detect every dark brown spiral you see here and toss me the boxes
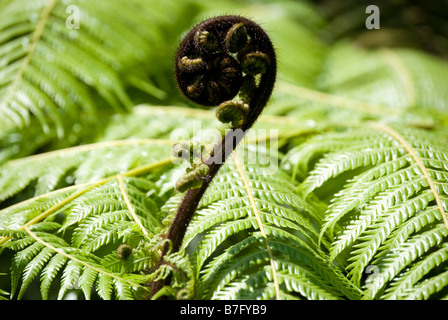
[175,15,275,111]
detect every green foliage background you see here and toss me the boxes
[0,0,447,300]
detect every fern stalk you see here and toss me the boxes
[149,15,277,299]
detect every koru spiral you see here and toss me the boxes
[175,15,276,129]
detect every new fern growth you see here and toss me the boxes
[150,15,277,299]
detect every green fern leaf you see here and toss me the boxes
[178,148,361,300]
[40,254,67,300]
[399,269,448,300]
[58,260,83,299]
[364,225,448,299]
[0,0,190,136]
[95,273,114,300]
[10,241,45,298]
